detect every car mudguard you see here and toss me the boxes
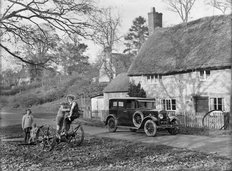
[105,114,118,125]
[169,116,179,122]
[139,115,158,129]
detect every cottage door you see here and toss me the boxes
[194,96,209,113]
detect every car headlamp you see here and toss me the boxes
[158,114,164,119]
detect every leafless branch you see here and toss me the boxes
[206,0,231,14]
[1,0,95,64]
[89,7,121,81]
[165,0,197,23]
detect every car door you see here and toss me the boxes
[124,100,136,126]
[117,100,128,126]
[109,100,118,118]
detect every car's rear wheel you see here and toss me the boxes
[167,120,180,135]
[133,112,144,128]
[144,120,157,137]
[108,117,117,132]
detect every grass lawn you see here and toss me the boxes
[1,124,231,171]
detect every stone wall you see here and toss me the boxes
[130,69,231,113]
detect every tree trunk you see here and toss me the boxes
[230,63,232,129]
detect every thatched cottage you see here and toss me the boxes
[128,8,231,114]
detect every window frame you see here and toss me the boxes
[209,97,224,111]
[146,75,153,84]
[146,74,160,84]
[118,101,124,108]
[162,99,176,111]
[110,100,118,109]
[199,70,210,81]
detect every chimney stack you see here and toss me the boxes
[148,7,162,35]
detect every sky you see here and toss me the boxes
[85,0,224,62]
[1,0,227,70]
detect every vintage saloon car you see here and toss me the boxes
[105,97,179,137]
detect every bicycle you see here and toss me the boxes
[46,122,84,151]
[31,125,55,150]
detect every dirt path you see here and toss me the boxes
[1,112,231,158]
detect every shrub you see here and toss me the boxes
[128,82,146,97]
[20,94,41,107]
[39,88,65,104]
[0,97,8,108]
[0,85,11,90]
[12,93,40,108]
[0,82,42,96]
[13,103,20,108]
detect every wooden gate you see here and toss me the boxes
[176,111,227,129]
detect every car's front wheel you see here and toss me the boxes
[167,120,180,135]
[108,117,117,132]
[144,120,157,137]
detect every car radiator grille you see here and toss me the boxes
[160,121,169,124]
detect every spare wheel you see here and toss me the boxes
[133,111,144,128]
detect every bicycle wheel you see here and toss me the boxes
[68,125,84,147]
[38,126,54,151]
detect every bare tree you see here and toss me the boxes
[164,0,197,23]
[206,0,231,14]
[90,8,121,81]
[23,23,60,81]
[0,0,95,66]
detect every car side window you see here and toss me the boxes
[110,100,118,109]
[113,101,117,107]
[126,100,136,109]
[118,101,124,108]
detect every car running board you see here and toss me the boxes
[117,126,139,129]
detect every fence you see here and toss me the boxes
[78,95,91,119]
[176,111,227,129]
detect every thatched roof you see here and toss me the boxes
[103,73,129,93]
[128,15,231,76]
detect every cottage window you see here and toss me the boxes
[199,70,210,81]
[210,98,224,111]
[147,75,154,83]
[147,74,160,83]
[162,99,176,111]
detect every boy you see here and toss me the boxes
[22,109,34,143]
[63,95,80,134]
